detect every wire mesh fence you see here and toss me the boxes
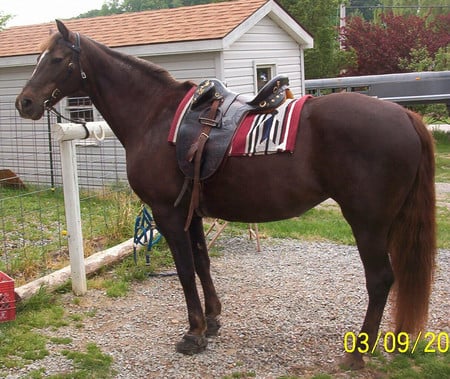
[0,98,138,286]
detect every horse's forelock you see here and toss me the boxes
[39,33,60,53]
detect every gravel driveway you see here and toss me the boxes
[7,236,449,379]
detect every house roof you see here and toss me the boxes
[0,0,313,59]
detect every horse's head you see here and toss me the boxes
[16,20,86,120]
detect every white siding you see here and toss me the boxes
[147,52,219,84]
[0,66,33,99]
[223,16,304,97]
[0,66,57,186]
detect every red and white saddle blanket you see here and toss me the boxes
[168,89,311,157]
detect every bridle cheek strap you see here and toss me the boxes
[65,32,86,79]
[72,33,87,79]
[44,32,90,138]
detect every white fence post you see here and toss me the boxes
[59,139,87,295]
[54,122,114,296]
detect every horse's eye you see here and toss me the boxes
[52,57,64,64]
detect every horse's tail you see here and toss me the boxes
[388,110,436,334]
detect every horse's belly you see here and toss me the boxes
[201,157,326,223]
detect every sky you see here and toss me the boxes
[1,0,107,27]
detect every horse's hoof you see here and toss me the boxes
[206,316,221,337]
[175,334,208,355]
[339,353,365,370]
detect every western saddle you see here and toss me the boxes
[175,75,293,229]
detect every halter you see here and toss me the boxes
[44,32,90,138]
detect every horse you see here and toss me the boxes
[16,20,436,369]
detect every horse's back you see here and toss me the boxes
[305,92,419,143]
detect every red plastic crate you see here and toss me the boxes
[0,271,15,322]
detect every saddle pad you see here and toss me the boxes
[229,95,311,156]
[168,86,197,144]
[168,89,311,157]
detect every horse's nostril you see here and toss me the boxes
[21,98,33,109]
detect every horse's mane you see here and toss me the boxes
[39,31,179,87]
[95,40,177,84]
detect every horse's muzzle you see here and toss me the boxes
[15,94,44,120]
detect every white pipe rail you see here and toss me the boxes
[52,121,114,141]
[52,121,113,295]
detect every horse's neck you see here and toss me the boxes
[82,38,188,146]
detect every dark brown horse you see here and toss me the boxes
[16,21,436,369]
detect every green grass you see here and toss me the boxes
[60,343,115,379]
[228,202,450,249]
[0,185,141,284]
[433,131,450,248]
[253,207,354,245]
[0,288,115,378]
[273,343,450,378]
[437,206,450,248]
[223,371,256,379]
[424,110,449,125]
[365,340,450,379]
[86,237,174,297]
[434,131,450,182]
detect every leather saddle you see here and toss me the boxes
[174,75,292,229]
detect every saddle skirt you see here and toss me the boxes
[168,79,311,181]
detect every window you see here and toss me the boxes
[255,64,276,92]
[65,96,99,146]
[66,96,94,122]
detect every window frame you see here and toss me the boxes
[253,63,277,93]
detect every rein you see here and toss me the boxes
[45,105,90,139]
[44,32,90,138]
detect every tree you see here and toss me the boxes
[279,0,346,79]
[341,12,450,75]
[347,0,382,21]
[0,12,12,30]
[378,0,450,17]
[77,0,124,18]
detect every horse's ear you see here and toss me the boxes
[56,20,70,41]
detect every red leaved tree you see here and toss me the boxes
[341,12,450,75]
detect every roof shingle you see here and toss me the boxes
[0,0,268,58]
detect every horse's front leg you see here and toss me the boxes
[189,216,222,337]
[154,210,208,355]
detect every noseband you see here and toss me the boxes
[44,32,90,138]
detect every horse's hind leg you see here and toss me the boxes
[341,224,394,369]
[189,216,222,336]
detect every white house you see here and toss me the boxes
[0,0,313,187]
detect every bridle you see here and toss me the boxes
[44,32,90,137]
